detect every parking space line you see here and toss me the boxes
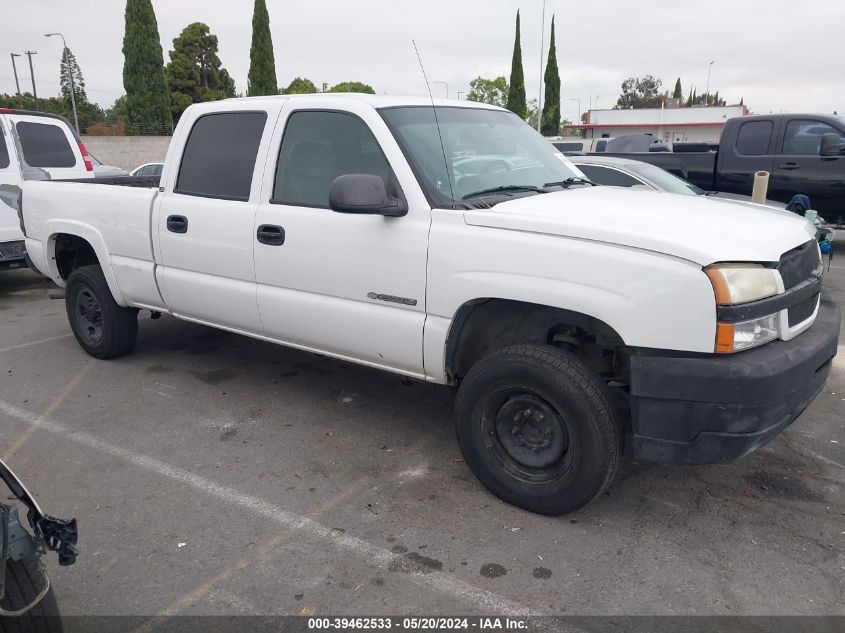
[2,362,92,461]
[0,333,73,354]
[0,398,535,616]
[135,475,373,627]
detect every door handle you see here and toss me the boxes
[166,215,188,233]
[256,224,285,246]
[778,163,801,170]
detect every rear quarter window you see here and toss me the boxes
[734,120,773,156]
[175,111,267,201]
[15,121,76,167]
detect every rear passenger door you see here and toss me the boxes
[716,119,776,195]
[770,118,845,214]
[252,102,431,376]
[6,113,86,180]
[154,106,281,333]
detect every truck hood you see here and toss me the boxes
[463,187,816,265]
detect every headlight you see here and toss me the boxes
[716,314,779,353]
[704,263,779,305]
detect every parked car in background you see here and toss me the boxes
[570,155,783,207]
[599,114,845,226]
[20,95,840,514]
[130,162,163,177]
[0,109,94,271]
[549,137,612,153]
[90,153,129,177]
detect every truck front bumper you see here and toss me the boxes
[629,291,840,464]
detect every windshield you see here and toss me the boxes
[624,162,705,195]
[380,106,583,206]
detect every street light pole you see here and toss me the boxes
[9,54,21,95]
[45,33,78,133]
[24,51,37,99]
[457,91,464,100]
[569,97,581,123]
[705,60,714,105]
[432,81,449,99]
[537,0,546,133]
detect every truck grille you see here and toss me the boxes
[777,240,820,290]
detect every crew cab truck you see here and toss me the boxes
[19,95,841,514]
[0,109,94,271]
[602,113,845,226]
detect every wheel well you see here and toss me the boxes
[54,234,99,280]
[446,299,628,384]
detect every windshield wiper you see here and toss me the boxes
[543,177,595,188]
[461,185,549,200]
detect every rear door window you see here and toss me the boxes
[553,142,584,152]
[175,111,268,201]
[0,123,10,169]
[735,120,773,156]
[15,121,76,167]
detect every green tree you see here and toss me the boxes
[466,76,509,108]
[123,0,172,134]
[540,15,560,136]
[328,81,375,94]
[165,22,236,122]
[281,77,318,94]
[506,10,527,118]
[59,47,87,105]
[614,75,663,109]
[248,0,277,96]
[672,77,682,99]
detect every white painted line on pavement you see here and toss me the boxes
[0,398,535,617]
[0,333,72,354]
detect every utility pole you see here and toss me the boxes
[433,81,449,99]
[10,54,21,95]
[705,60,714,105]
[24,51,37,99]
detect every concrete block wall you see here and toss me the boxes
[82,136,171,172]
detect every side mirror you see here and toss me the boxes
[819,132,843,157]
[329,174,407,217]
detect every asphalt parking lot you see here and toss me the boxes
[0,248,843,618]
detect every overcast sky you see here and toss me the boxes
[2,0,843,121]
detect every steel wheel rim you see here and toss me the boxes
[480,387,574,484]
[74,286,104,344]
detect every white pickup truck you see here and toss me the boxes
[20,95,840,514]
[0,109,94,271]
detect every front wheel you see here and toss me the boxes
[0,557,63,631]
[65,265,137,359]
[454,344,622,515]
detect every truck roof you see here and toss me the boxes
[221,93,504,111]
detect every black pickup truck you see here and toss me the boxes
[599,114,845,226]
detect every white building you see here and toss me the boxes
[565,104,749,144]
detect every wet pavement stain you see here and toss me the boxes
[191,369,238,385]
[744,471,826,503]
[479,563,507,579]
[532,567,552,579]
[145,364,174,374]
[389,552,443,574]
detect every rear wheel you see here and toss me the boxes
[0,557,62,632]
[65,265,137,359]
[454,344,622,515]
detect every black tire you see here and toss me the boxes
[454,344,622,515]
[0,557,63,632]
[65,265,137,359]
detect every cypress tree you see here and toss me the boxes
[506,10,527,119]
[540,16,560,136]
[248,0,278,96]
[672,77,682,99]
[122,0,172,135]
